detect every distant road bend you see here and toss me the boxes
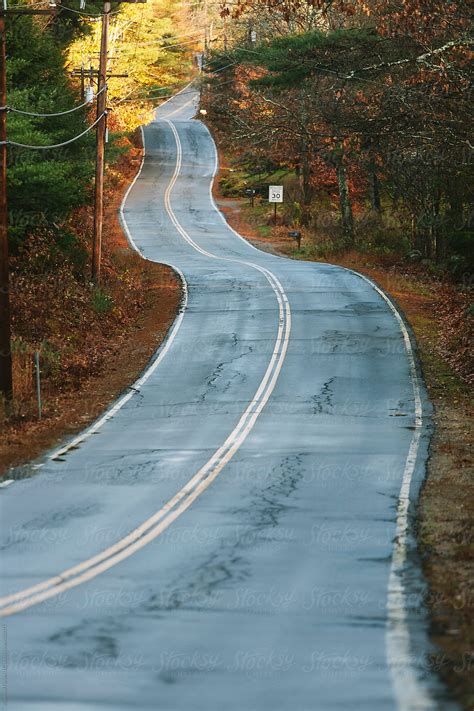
[0,87,459,710]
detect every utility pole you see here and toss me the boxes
[203,0,208,54]
[0,13,12,409]
[0,2,56,410]
[90,0,144,285]
[79,63,85,100]
[91,0,110,286]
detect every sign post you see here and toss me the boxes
[268,185,283,224]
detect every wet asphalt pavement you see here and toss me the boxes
[0,89,459,710]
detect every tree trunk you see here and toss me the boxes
[369,167,381,213]
[336,159,354,243]
[432,188,441,262]
[301,146,311,219]
[445,178,465,259]
[299,92,312,223]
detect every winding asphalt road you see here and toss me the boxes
[0,88,459,710]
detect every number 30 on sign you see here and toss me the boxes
[268,185,283,203]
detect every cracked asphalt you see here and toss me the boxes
[0,89,459,710]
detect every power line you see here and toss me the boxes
[135,36,203,49]
[183,0,239,6]
[2,84,107,117]
[113,76,193,105]
[98,30,203,82]
[130,1,146,63]
[4,112,105,149]
[147,29,204,42]
[117,80,236,103]
[118,87,197,102]
[113,59,233,106]
[135,30,204,46]
[59,4,121,16]
[4,2,47,8]
[205,60,236,73]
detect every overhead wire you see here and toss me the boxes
[131,1,146,62]
[116,85,197,103]
[3,65,221,148]
[105,22,203,106]
[134,36,203,50]
[135,30,204,47]
[112,75,194,105]
[3,3,216,147]
[113,57,233,106]
[2,84,107,117]
[4,112,105,149]
[209,61,237,73]
[145,29,205,42]
[4,1,47,8]
[59,4,122,17]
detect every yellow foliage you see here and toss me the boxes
[68,0,200,130]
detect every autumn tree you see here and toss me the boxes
[68,0,196,131]
[204,0,473,263]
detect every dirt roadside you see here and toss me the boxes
[213,185,473,709]
[0,137,182,476]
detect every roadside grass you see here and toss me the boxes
[257,225,272,238]
[219,166,292,198]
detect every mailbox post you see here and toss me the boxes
[288,230,302,249]
[245,188,256,207]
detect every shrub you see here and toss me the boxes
[91,288,114,314]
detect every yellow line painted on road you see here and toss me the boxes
[0,112,292,617]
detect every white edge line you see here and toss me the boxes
[203,122,262,255]
[349,269,432,710]
[152,80,196,115]
[161,97,195,119]
[203,113,431,710]
[41,127,189,464]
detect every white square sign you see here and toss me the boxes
[268,185,283,203]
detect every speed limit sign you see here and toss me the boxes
[268,185,283,203]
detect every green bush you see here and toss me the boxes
[91,288,114,314]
